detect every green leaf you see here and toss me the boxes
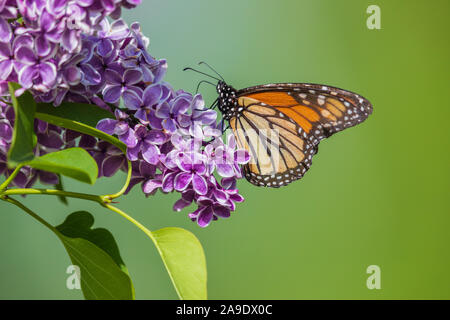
[36,102,126,152]
[55,211,134,300]
[7,83,36,166]
[27,148,98,184]
[153,227,207,300]
[104,206,207,300]
[36,102,114,128]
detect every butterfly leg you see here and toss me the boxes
[221,123,230,134]
[193,98,218,113]
[209,98,218,110]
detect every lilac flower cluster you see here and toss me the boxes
[0,1,251,227]
[0,0,141,97]
[91,22,251,226]
[0,0,142,191]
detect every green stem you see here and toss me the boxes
[0,164,24,192]
[2,197,56,232]
[104,160,132,200]
[2,188,109,205]
[104,203,182,300]
[104,204,156,242]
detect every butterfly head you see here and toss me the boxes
[216,80,239,120]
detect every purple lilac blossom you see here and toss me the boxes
[0,0,141,96]
[0,2,250,227]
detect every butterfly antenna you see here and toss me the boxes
[198,61,225,81]
[195,80,216,94]
[183,67,221,81]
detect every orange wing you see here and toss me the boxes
[230,84,372,187]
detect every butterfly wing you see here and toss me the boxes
[229,83,372,187]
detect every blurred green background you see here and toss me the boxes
[0,0,449,299]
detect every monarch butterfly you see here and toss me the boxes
[185,63,373,188]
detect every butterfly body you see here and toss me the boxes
[214,80,373,188]
[216,80,240,120]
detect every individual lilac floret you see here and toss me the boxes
[205,134,250,178]
[185,177,245,227]
[177,93,217,130]
[155,93,192,132]
[124,160,162,196]
[123,83,171,125]
[174,153,208,196]
[126,124,168,165]
[0,1,16,43]
[90,141,127,178]
[102,68,143,104]
[16,44,57,92]
[189,197,230,228]
[0,40,20,80]
[97,109,138,148]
